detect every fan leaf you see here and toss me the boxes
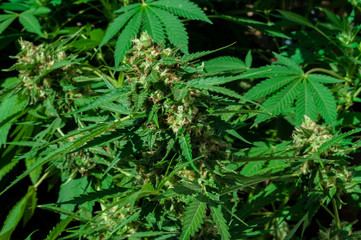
[295,80,318,125]
[308,79,337,124]
[18,11,44,37]
[180,195,207,240]
[150,0,212,24]
[114,9,143,66]
[150,7,188,53]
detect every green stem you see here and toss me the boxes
[34,167,53,189]
[320,203,336,219]
[305,68,344,80]
[81,66,116,85]
[332,198,341,230]
[353,86,361,99]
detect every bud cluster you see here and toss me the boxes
[124,32,201,134]
[292,115,333,155]
[13,39,78,103]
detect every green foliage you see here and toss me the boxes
[180,195,207,239]
[2,0,361,239]
[243,53,342,125]
[0,2,49,37]
[99,0,212,66]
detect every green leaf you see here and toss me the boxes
[319,128,361,153]
[18,11,44,37]
[321,8,343,31]
[179,133,198,172]
[143,6,166,42]
[0,161,19,182]
[173,85,188,102]
[254,80,301,125]
[238,65,296,79]
[114,3,141,13]
[0,187,36,240]
[103,141,134,175]
[210,205,231,240]
[284,213,308,240]
[22,188,37,226]
[244,76,297,100]
[70,90,129,114]
[180,195,207,240]
[241,161,266,177]
[150,0,212,24]
[307,73,343,84]
[27,7,51,15]
[57,177,90,219]
[274,52,303,73]
[188,75,241,87]
[0,92,27,148]
[114,9,143,66]
[295,81,318,125]
[245,50,252,68]
[204,56,248,73]
[150,7,188,53]
[179,42,236,62]
[44,209,80,240]
[0,120,125,196]
[278,10,314,28]
[50,60,77,70]
[0,14,17,35]
[196,85,254,103]
[308,79,337,124]
[99,8,138,49]
[56,187,127,205]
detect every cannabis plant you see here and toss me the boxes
[2,0,361,239]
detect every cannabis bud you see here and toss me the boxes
[292,115,333,154]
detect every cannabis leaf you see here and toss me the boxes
[0,5,49,37]
[99,0,212,66]
[179,133,198,172]
[180,195,207,240]
[210,205,231,240]
[242,53,342,125]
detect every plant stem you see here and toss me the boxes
[34,168,53,189]
[305,68,344,80]
[320,203,336,219]
[81,66,116,85]
[332,198,341,230]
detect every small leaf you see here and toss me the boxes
[295,81,317,125]
[274,52,303,73]
[150,7,188,53]
[150,0,212,24]
[19,11,45,37]
[0,14,17,35]
[241,161,266,177]
[99,8,138,49]
[114,3,141,13]
[278,10,314,28]
[173,86,188,102]
[245,50,252,68]
[307,74,343,84]
[143,6,166,42]
[180,195,207,240]
[0,121,124,196]
[244,75,297,100]
[114,9,143,66]
[204,56,248,73]
[210,205,231,240]
[179,133,198,172]
[44,210,80,240]
[254,80,301,125]
[0,187,36,240]
[308,80,337,124]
